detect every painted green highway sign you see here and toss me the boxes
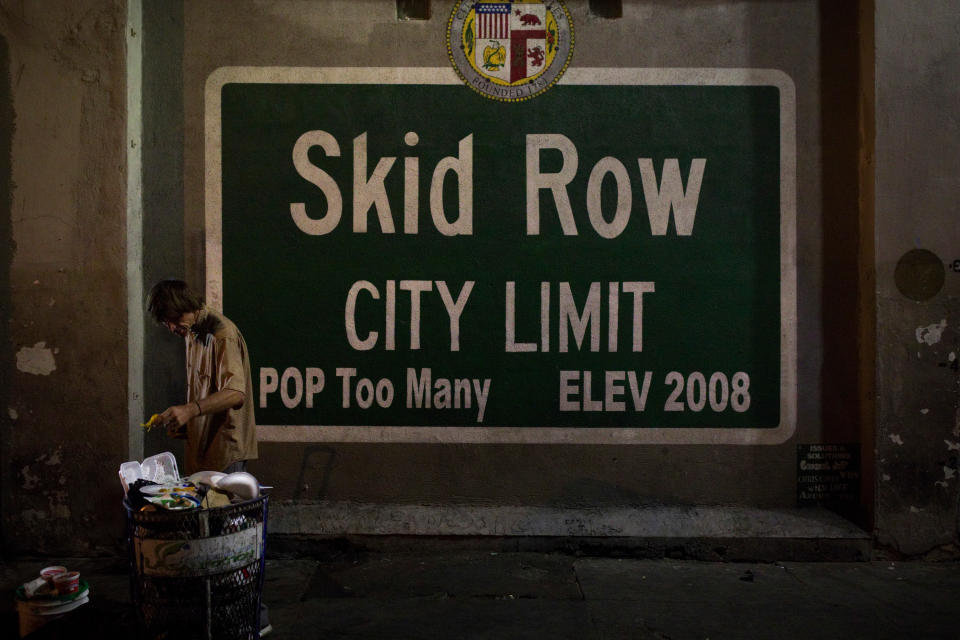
[205,67,796,444]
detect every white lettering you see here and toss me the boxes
[407,367,431,409]
[430,134,474,236]
[526,134,578,235]
[472,378,491,423]
[259,368,278,408]
[560,370,652,412]
[587,157,632,239]
[506,281,654,353]
[404,131,419,233]
[280,367,303,409]
[621,281,655,352]
[405,368,490,422]
[305,367,324,408]
[353,132,396,233]
[559,370,579,411]
[638,158,706,236]
[435,280,474,352]
[336,367,356,408]
[505,281,536,352]
[559,282,600,352]
[290,130,343,235]
[399,280,432,350]
[345,281,379,350]
[605,370,626,412]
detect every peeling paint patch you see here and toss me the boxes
[889,433,904,445]
[35,448,63,466]
[46,490,70,519]
[910,506,923,513]
[935,466,957,488]
[16,342,57,375]
[20,465,40,490]
[8,407,17,420]
[915,319,947,345]
[921,408,930,415]
[882,473,891,481]
[946,441,960,452]
[46,447,62,465]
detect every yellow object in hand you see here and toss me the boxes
[141,414,161,431]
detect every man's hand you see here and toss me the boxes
[159,403,199,438]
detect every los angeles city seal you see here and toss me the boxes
[447,1,574,102]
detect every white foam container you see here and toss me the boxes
[118,452,179,493]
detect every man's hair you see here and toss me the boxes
[147,280,204,323]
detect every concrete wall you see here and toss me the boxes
[874,0,960,556]
[0,0,127,554]
[178,0,845,533]
[0,0,957,556]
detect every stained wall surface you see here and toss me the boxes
[0,0,956,556]
[0,0,128,553]
[874,0,960,556]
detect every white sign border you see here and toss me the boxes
[205,66,797,445]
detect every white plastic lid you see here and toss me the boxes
[118,461,143,493]
[119,451,181,494]
[141,452,179,484]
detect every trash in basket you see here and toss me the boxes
[122,452,269,638]
[121,453,268,511]
[126,490,268,639]
[119,451,180,493]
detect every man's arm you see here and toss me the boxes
[196,388,245,416]
[160,389,245,434]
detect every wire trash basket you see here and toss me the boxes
[125,494,268,640]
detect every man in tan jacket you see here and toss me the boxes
[147,279,271,636]
[148,279,258,475]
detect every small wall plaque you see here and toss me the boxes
[797,443,860,505]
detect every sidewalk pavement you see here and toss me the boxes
[2,547,959,639]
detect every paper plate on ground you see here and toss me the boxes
[15,580,89,604]
[21,594,90,616]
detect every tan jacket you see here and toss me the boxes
[183,306,258,474]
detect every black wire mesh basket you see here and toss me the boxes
[125,494,268,640]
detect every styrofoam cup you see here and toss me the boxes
[53,571,80,595]
[40,566,66,586]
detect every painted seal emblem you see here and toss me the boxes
[447,1,574,102]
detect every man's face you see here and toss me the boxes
[162,311,197,338]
